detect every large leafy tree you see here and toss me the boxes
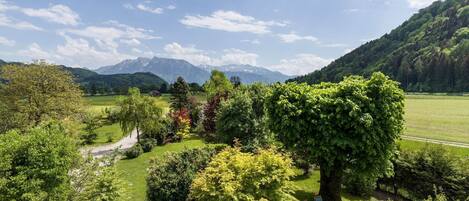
[0,64,83,129]
[117,87,163,142]
[0,124,79,201]
[170,76,190,111]
[267,72,405,201]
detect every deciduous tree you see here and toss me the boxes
[267,72,405,201]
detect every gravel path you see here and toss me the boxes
[402,135,469,148]
[80,130,138,157]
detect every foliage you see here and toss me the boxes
[267,72,405,201]
[170,76,191,111]
[188,82,204,92]
[202,94,227,135]
[230,76,241,88]
[203,70,233,98]
[81,113,103,144]
[124,143,144,159]
[141,117,172,145]
[140,138,157,152]
[378,145,469,200]
[117,87,164,142]
[0,124,79,201]
[0,64,83,129]
[189,147,297,201]
[215,90,273,149]
[79,72,167,95]
[146,146,225,201]
[187,96,202,128]
[69,156,124,201]
[343,171,378,197]
[171,108,191,140]
[290,0,469,92]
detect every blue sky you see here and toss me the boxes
[0,0,437,75]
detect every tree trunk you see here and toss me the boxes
[319,162,343,201]
[136,126,140,143]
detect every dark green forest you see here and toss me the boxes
[290,0,469,92]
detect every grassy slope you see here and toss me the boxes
[404,95,469,143]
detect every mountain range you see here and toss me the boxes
[96,57,291,84]
[290,0,469,92]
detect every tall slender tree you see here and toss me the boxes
[117,87,163,142]
[170,76,190,111]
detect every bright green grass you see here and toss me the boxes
[399,139,469,158]
[116,137,207,201]
[404,95,469,144]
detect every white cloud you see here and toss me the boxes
[167,5,176,10]
[220,49,258,66]
[278,32,318,43]
[241,39,260,44]
[0,14,43,31]
[61,21,158,50]
[18,43,62,62]
[21,4,80,26]
[0,36,15,46]
[55,36,134,68]
[121,38,141,46]
[136,4,163,14]
[271,53,332,76]
[180,10,287,34]
[407,0,437,9]
[164,42,213,65]
[164,42,258,66]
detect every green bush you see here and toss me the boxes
[215,88,273,150]
[0,124,79,201]
[188,147,297,201]
[140,138,156,153]
[146,146,225,201]
[124,143,143,159]
[378,145,469,200]
[343,170,378,197]
[69,156,124,201]
[141,117,171,145]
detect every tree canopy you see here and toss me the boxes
[267,72,405,201]
[117,87,163,142]
[0,64,83,130]
[203,70,233,98]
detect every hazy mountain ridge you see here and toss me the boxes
[200,64,292,83]
[96,57,210,84]
[96,57,291,84]
[289,0,469,92]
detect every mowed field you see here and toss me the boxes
[404,94,469,144]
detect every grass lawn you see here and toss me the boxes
[399,139,469,158]
[116,136,207,201]
[404,95,469,143]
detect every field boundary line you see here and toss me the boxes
[402,135,469,148]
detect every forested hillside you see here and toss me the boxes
[0,62,168,95]
[290,0,469,92]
